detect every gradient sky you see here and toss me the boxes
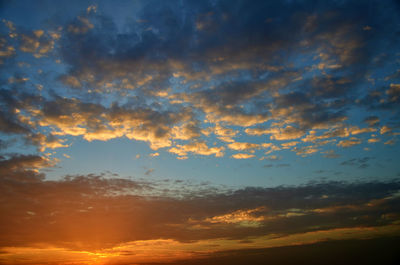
[1,0,400,264]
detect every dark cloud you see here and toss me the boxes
[133,237,400,265]
[0,89,33,135]
[360,84,400,114]
[322,150,340,158]
[0,110,30,134]
[55,0,391,113]
[0,153,51,175]
[364,115,380,127]
[1,163,399,250]
[340,157,374,168]
[263,162,291,168]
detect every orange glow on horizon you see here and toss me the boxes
[1,224,399,265]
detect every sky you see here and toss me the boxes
[0,0,400,264]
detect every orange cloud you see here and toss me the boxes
[204,207,267,227]
[227,142,259,151]
[0,154,55,175]
[231,153,255,159]
[337,137,361,148]
[68,16,94,34]
[169,141,224,158]
[28,133,69,152]
[245,125,305,140]
[19,29,55,58]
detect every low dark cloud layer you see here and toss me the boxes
[133,237,400,265]
[1,159,400,251]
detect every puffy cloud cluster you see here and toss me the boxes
[169,141,224,159]
[0,0,399,161]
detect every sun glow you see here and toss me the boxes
[1,224,399,264]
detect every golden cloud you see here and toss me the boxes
[169,141,224,158]
[231,153,255,159]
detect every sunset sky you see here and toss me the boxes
[1,0,400,264]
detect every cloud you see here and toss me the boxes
[59,75,81,88]
[231,153,255,159]
[300,126,377,145]
[0,37,15,60]
[205,124,238,138]
[122,236,400,265]
[0,154,55,182]
[27,96,196,150]
[0,0,398,161]
[27,133,69,152]
[227,142,259,151]
[368,138,380,143]
[292,146,319,157]
[86,5,97,14]
[322,150,340,159]
[171,121,202,140]
[340,157,374,168]
[1,1,400,263]
[337,137,362,148]
[386,84,400,102]
[0,110,30,135]
[246,126,305,140]
[380,126,392,135]
[19,29,55,58]
[260,155,281,161]
[364,116,380,127]
[204,207,267,227]
[169,141,224,158]
[67,16,94,35]
[384,139,396,145]
[1,168,399,252]
[281,141,299,149]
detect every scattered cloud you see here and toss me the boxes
[340,157,374,169]
[231,153,255,159]
[322,150,340,158]
[337,137,362,148]
[169,141,224,158]
[260,155,281,161]
[227,142,259,151]
[245,126,305,140]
